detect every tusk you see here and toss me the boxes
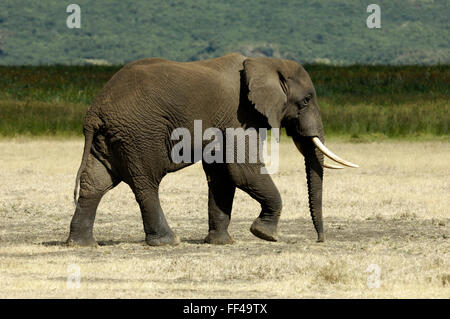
[323,162,344,169]
[312,137,359,168]
[295,139,344,169]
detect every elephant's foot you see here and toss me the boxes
[250,217,278,242]
[66,234,98,247]
[204,230,234,245]
[145,231,180,246]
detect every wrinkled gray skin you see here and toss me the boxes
[67,53,326,247]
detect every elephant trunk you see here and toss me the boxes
[305,136,324,242]
[293,134,325,242]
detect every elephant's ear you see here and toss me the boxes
[243,58,288,128]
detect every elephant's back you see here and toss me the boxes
[90,55,243,128]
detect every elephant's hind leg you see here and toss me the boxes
[133,184,180,246]
[202,162,236,245]
[67,154,120,246]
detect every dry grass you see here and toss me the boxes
[0,138,449,298]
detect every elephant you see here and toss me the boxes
[67,53,358,247]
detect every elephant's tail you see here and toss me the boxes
[73,127,95,209]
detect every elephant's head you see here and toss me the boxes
[243,57,358,242]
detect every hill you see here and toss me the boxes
[0,0,449,65]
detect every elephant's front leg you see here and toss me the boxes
[228,163,282,242]
[202,162,236,244]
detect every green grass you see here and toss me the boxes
[0,65,119,105]
[0,100,88,137]
[320,96,449,137]
[0,65,448,138]
[306,64,450,98]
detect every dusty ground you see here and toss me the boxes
[0,138,448,298]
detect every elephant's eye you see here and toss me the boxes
[299,95,312,107]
